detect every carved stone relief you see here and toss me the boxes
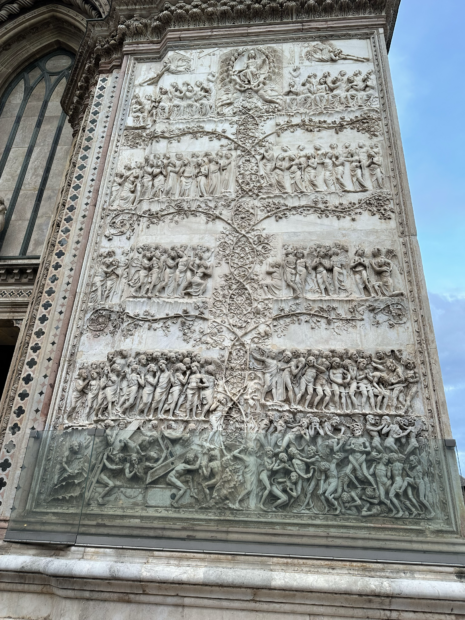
[41,39,447,529]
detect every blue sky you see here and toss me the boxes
[390,0,465,469]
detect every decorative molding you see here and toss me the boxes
[0,75,116,512]
[0,0,101,24]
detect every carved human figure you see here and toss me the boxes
[344,432,376,489]
[350,248,373,297]
[164,153,183,197]
[303,151,319,191]
[258,145,276,190]
[282,246,299,297]
[294,250,308,296]
[167,452,201,507]
[311,247,332,296]
[137,364,158,418]
[232,49,267,89]
[262,261,282,297]
[403,360,419,412]
[370,248,402,297]
[119,365,143,416]
[387,454,411,517]
[150,360,172,418]
[274,153,289,194]
[407,455,435,518]
[294,356,314,407]
[250,348,279,402]
[329,143,348,191]
[344,145,369,191]
[95,452,126,505]
[230,446,259,509]
[329,358,350,412]
[313,358,332,411]
[91,251,120,304]
[67,369,90,423]
[367,144,384,189]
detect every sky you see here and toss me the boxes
[389,0,465,470]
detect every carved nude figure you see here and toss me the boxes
[167,452,201,507]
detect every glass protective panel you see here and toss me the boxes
[5,429,94,544]
[6,427,465,564]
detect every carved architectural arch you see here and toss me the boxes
[0,5,87,97]
[0,9,83,91]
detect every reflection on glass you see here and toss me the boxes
[0,49,74,258]
[6,429,94,544]
[7,422,461,550]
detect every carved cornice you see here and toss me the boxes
[0,0,102,24]
[0,260,38,286]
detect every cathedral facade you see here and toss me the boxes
[0,1,464,618]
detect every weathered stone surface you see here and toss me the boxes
[0,5,463,618]
[8,34,457,542]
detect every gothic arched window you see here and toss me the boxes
[0,49,75,258]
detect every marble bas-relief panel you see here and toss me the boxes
[41,39,447,532]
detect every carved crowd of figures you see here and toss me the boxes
[124,243,212,298]
[56,404,433,520]
[284,68,377,113]
[262,244,402,298]
[52,38,436,525]
[110,150,235,207]
[247,348,419,415]
[67,347,419,429]
[67,350,221,425]
[131,77,215,125]
[257,142,384,195]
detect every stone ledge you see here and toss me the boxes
[0,546,464,618]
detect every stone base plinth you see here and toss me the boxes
[0,543,464,619]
